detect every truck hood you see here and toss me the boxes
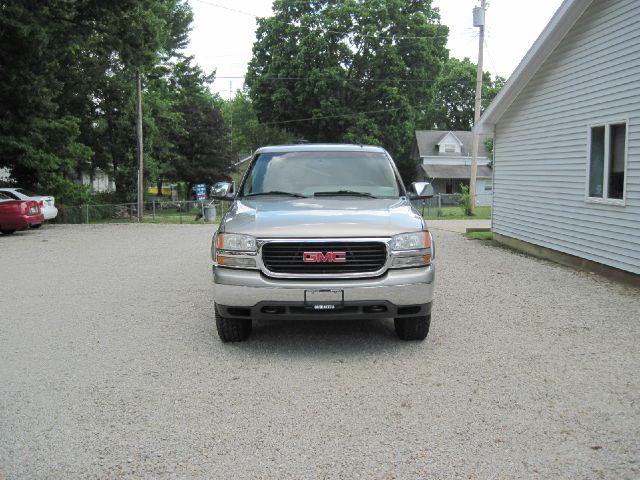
[220,197,425,238]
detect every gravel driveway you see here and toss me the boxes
[1,224,638,479]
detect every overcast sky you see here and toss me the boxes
[185,0,565,97]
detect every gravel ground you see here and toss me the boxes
[1,224,639,479]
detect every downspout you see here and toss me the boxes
[490,126,496,233]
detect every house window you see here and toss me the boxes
[588,122,626,201]
[444,144,455,153]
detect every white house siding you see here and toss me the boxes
[80,171,115,193]
[476,179,492,207]
[492,0,640,274]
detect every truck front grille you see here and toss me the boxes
[261,241,387,275]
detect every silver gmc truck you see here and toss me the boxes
[210,144,435,342]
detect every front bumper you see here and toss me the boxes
[213,265,435,316]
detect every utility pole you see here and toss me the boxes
[470,0,486,215]
[136,71,144,222]
[229,80,233,153]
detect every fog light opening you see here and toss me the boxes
[364,305,387,314]
[261,306,286,315]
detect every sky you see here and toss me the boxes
[185,0,565,97]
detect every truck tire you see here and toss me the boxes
[215,304,252,342]
[394,315,430,341]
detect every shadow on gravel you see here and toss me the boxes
[220,318,425,359]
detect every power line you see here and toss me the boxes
[483,38,500,79]
[191,0,450,42]
[215,75,487,86]
[191,0,259,18]
[260,107,404,126]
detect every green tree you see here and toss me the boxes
[220,91,294,155]
[433,57,505,130]
[246,0,449,182]
[163,59,234,191]
[0,2,93,203]
[0,0,206,204]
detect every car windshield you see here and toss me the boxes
[241,151,401,198]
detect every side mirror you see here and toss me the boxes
[410,181,434,199]
[211,181,234,200]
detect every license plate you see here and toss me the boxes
[29,206,38,214]
[304,289,344,309]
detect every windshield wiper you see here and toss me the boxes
[245,190,307,198]
[313,190,378,198]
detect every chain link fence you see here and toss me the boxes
[55,194,490,224]
[412,194,492,219]
[56,200,229,224]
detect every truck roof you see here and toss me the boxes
[254,144,388,154]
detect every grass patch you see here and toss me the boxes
[422,206,492,220]
[464,231,493,240]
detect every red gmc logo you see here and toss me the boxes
[302,251,347,263]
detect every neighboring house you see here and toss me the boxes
[0,167,11,184]
[148,182,179,199]
[412,130,493,206]
[79,168,115,193]
[475,0,639,277]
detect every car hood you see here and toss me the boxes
[220,197,425,238]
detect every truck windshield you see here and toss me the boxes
[241,151,401,198]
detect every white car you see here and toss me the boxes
[0,188,58,221]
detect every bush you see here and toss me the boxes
[459,184,473,216]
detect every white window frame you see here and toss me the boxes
[585,119,628,206]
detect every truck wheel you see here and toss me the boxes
[394,315,431,341]
[215,305,252,342]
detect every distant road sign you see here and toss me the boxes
[195,184,207,200]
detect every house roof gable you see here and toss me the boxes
[436,131,464,147]
[474,0,594,134]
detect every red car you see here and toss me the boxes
[0,192,44,234]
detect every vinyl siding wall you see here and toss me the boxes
[493,0,640,274]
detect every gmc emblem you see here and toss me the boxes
[303,251,347,263]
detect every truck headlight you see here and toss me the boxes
[213,233,258,269]
[390,232,430,251]
[216,233,257,252]
[389,231,433,268]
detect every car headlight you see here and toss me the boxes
[389,232,430,251]
[389,231,433,268]
[216,233,257,252]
